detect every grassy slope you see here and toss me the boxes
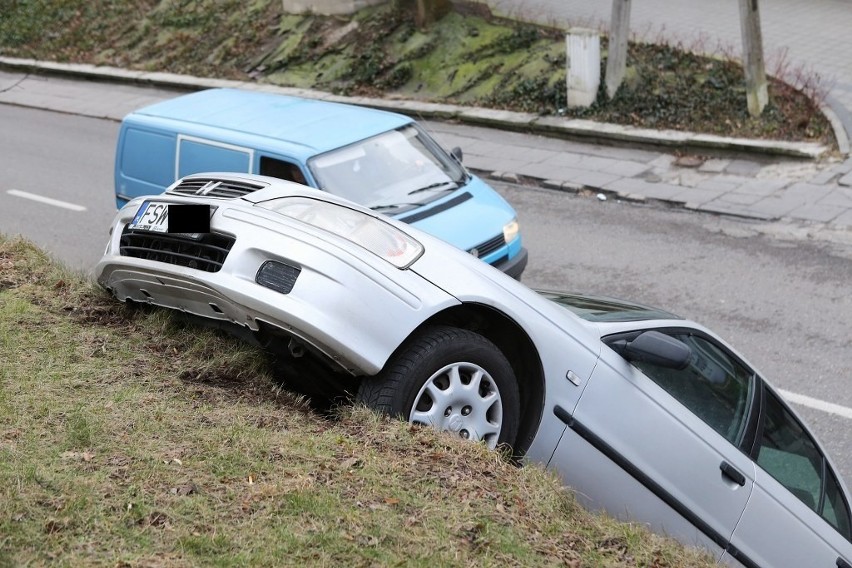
[0,0,833,144]
[0,236,718,566]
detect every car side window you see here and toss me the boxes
[823,468,852,539]
[630,332,754,446]
[756,389,852,538]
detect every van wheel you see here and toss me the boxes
[357,326,519,450]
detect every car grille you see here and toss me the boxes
[469,234,505,259]
[119,227,235,273]
[167,178,265,199]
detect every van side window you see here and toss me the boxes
[260,157,307,185]
[178,137,250,178]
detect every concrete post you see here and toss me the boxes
[566,29,601,108]
[738,0,768,116]
[605,0,631,99]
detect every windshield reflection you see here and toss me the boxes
[308,124,468,209]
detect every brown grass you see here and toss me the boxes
[0,235,716,566]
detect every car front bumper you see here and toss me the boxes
[96,197,459,376]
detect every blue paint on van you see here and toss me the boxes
[114,88,527,278]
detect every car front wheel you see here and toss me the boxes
[357,325,520,450]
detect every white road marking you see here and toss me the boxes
[779,389,852,420]
[7,189,87,212]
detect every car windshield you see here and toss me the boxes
[307,124,468,210]
[538,291,682,322]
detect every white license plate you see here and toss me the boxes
[129,201,170,233]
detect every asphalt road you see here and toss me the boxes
[0,105,118,271]
[1,100,850,489]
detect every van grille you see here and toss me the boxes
[120,227,235,272]
[168,178,265,199]
[469,234,505,259]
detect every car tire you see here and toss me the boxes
[357,325,520,450]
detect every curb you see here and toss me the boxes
[821,100,851,156]
[0,56,840,161]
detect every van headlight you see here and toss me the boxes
[257,197,424,269]
[503,218,520,243]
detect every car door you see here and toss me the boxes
[725,385,852,568]
[549,328,757,562]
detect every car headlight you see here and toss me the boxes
[257,197,424,268]
[503,218,520,243]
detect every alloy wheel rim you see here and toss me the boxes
[408,361,503,449]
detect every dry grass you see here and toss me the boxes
[0,235,716,567]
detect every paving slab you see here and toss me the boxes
[817,187,852,208]
[731,179,791,197]
[787,204,844,223]
[750,196,810,219]
[666,187,721,208]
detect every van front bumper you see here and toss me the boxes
[495,247,529,281]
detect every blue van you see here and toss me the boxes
[114,88,527,279]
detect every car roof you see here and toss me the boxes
[127,88,413,157]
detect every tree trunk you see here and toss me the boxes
[738,0,768,116]
[605,0,631,99]
[393,0,452,28]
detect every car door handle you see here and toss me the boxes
[720,461,746,486]
[838,557,852,568]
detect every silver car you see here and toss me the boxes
[96,173,852,568]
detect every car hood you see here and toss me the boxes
[399,175,516,251]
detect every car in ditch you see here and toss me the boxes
[95,173,852,568]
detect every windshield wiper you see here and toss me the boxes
[369,202,420,212]
[407,181,459,195]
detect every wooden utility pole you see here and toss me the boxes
[605,0,631,99]
[738,0,768,116]
[393,0,451,28]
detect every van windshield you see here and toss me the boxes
[307,124,469,211]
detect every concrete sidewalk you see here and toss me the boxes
[3,61,852,238]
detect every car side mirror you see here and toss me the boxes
[450,146,463,163]
[611,331,692,370]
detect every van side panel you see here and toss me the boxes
[177,135,252,179]
[116,126,176,203]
